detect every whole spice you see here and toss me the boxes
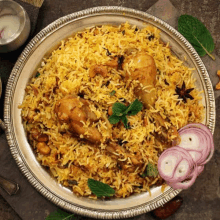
[148,34,154,41]
[151,196,183,219]
[175,81,194,103]
[164,79,169,85]
[117,55,125,70]
[105,80,110,87]
[103,47,112,56]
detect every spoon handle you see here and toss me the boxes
[0,175,19,195]
[0,119,6,132]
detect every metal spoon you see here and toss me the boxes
[0,175,19,195]
[0,117,19,195]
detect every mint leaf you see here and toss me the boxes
[109,90,116,96]
[112,102,127,116]
[178,14,215,60]
[46,209,76,220]
[108,99,143,128]
[121,115,129,129]
[141,162,158,178]
[125,99,143,116]
[88,178,115,197]
[109,115,121,124]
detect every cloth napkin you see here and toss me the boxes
[0,0,219,220]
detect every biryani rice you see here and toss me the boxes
[19,22,204,198]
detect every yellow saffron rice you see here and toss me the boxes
[19,23,204,199]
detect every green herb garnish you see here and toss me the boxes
[178,14,215,60]
[140,162,159,178]
[88,178,115,197]
[108,99,143,129]
[110,90,116,96]
[35,72,40,78]
[45,209,77,220]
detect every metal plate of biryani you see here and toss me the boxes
[4,6,215,219]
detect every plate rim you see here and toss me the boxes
[3,6,215,219]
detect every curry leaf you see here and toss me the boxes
[88,178,115,197]
[178,14,215,60]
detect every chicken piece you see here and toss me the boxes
[55,95,102,144]
[125,53,157,108]
[124,52,179,145]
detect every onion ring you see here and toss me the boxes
[158,146,194,183]
[157,123,214,190]
[166,165,198,190]
[179,123,214,165]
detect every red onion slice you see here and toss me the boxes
[179,128,208,164]
[178,123,212,134]
[188,150,203,163]
[197,165,204,175]
[157,123,214,190]
[172,159,191,181]
[178,123,214,165]
[188,165,204,178]
[158,147,194,183]
[167,165,198,190]
[178,131,200,150]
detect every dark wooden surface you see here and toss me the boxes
[0,0,219,219]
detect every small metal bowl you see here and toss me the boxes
[0,0,30,53]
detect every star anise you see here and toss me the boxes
[175,81,194,103]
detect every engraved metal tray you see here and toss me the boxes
[3,6,215,219]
